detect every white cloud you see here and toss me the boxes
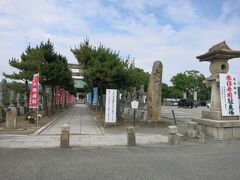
[0,0,240,85]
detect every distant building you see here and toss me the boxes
[68,63,86,99]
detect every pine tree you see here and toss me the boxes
[4,45,46,111]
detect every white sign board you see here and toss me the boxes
[131,100,139,109]
[105,89,117,123]
[219,74,240,116]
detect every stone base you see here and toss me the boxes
[18,106,25,115]
[148,120,162,128]
[139,121,148,127]
[104,122,116,128]
[192,118,240,140]
[202,110,240,120]
[5,107,17,129]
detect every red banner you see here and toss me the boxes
[29,74,39,108]
[66,91,69,104]
[60,89,64,105]
[56,86,60,105]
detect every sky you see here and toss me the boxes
[0,0,240,85]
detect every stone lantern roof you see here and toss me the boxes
[196,41,240,62]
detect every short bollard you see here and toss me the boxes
[127,126,136,147]
[60,124,70,149]
[199,132,205,144]
[168,126,178,145]
[188,122,198,138]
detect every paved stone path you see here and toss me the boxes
[0,104,168,148]
[40,104,103,135]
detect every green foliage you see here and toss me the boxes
[126,67,149,91]
[4,45,46,110]
[4,40,75,114]
[6,81,26,93]
[71,39,149,93]
[171,70,210,100]
[4,45,45,84]
[39,41,75,93]
[162,83,182,99]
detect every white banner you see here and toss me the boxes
[105,89,117,123]
[219,74,240,116]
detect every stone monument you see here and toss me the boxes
[193,41,240,139]
[138,85,145,109]
[16,92,24,115]
[132,87,137,100]
[147,61,163,127]
[125,91,131,108]
[5,107,17,128]
[9,90,15,107]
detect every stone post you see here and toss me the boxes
[127,126,136,147]
[188,122,198,138]
[199,132,205,144]
[60,124,70,148]
[168,126,178,145]
[5,107,17,129]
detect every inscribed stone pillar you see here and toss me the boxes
[147,61,163,123]
[138,85,145,109]
[132,87,137,100]
[9,90,15,107]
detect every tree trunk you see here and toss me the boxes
[25,80,30,113]
[51,85,55,114]
[100,86,103,119]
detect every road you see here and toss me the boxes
[0,141,240,180]
[161,106,208,122]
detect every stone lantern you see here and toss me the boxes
[192,41,240,139]
[197,41,240,120]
